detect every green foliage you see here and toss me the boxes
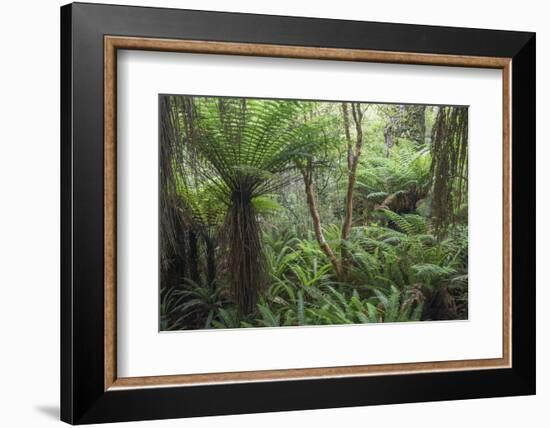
[159,97,468,330]
[358,143,431,198]
[174,97,328,314]
[160,207,464,329]
[159,279,226,330]
[186,98,328,198]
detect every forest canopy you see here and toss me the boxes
[159,95,468,330]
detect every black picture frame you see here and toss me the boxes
[61,2,535,424]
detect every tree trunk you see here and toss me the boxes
[225,187,267,315]
[340,103,364,273]
[299,164,342,278]
[417,105,426,144]
[342,103,353,171]
[187,229,200,285]
[384,125,393,157]
[204,235,217,289]
[171,216,187,288]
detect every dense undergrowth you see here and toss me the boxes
[161,210,468,330]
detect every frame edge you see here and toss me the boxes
[104,35,513,390]
[60,2,74,425]
[63,3,536,423]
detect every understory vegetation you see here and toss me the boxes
[159,96,468,330]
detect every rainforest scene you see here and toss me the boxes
[159,95,468,331]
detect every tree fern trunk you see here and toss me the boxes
[187,229,200,285]
[225,187,267,315]
[205,235,217,289]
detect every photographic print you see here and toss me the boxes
[159,95,468,331]
[62,7,534,421]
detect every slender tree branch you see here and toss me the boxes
[297,160,342,278]
[341,102,365,270]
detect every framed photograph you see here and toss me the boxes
[60,2,535,424]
